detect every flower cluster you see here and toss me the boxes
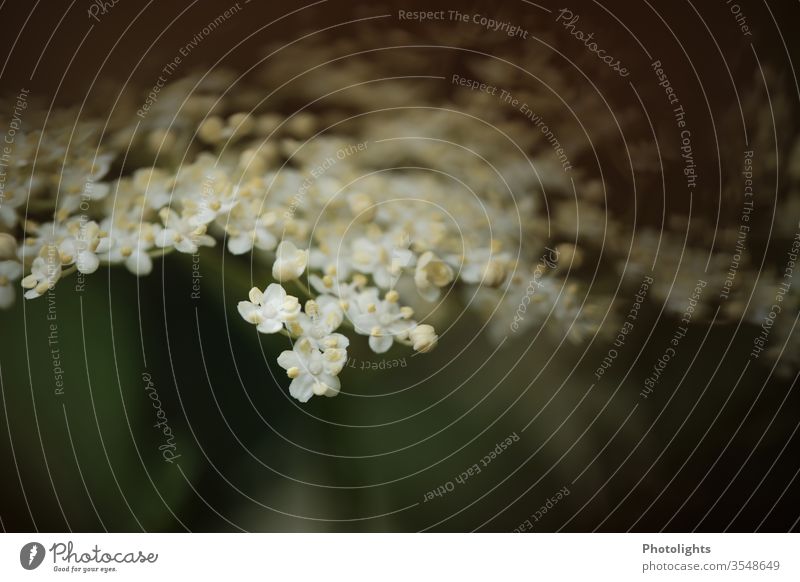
[2,26,799,401]
[238,238,439,401]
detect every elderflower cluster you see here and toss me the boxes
[236,273,436,402]
[1,26,799,400]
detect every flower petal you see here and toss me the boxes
[262,283,285,305]
[227,234,253,255]
[276,349,300,370]
[125,251,153,276]
[289,375,315,403]
[237,301,261,323]
[369,334,393,354]
[256,318,283,334]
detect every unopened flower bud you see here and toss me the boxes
[272,240,308,282]
[410,324,438,353]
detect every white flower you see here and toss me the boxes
[287,296,344,337]
[103,222,155,276]
[312,295,345,328]
[293,318,348,372]
[350,235,414,289]
[154,208,215,254]
[59,153,114,199]
[21,246,62,299]
[58,221,110,275]
[346,286,381,320]
[225,205,278,255]
[0,260,23,308]
[410,323,438,353]
[283,297,348,369]
[277,337,342,402]
[414,251,454,301]
[272,240,308,281]
[353,291,416,353]
[185,175,238,227]
[307,235,354,281]
[132,167,174,210]
[237,283,301,333]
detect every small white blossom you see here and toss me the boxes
[353,291,416,353]
[414,251,454,301]
[289,315,350,374]
[285,297,348,370]
[237,283,301,333]
[102,221,156,276]
[287,296,344,339]
[154,208,215,254]
[185,174,238,227]
[350,235,413,289]
[277,337,342,402]
[225,205,279,255]
[132,167,174,210]
[58,221,110,275]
